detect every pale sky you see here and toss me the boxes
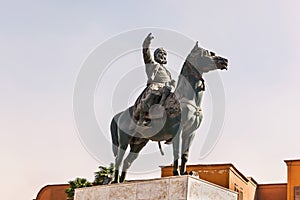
[1,1,300,199]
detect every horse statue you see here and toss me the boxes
[110,42,228,183]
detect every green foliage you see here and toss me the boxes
[65,163,115,199]
[65,177,92,199]
[93,163,115,185]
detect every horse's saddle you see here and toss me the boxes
[131,90,181,145]
[136,91,181,121]
[164,92,181,118]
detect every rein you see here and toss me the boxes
[177,60,205,116]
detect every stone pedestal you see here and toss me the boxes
[74,175,237,200]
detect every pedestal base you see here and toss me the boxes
[74,175,237,200]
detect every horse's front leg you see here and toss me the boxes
[180,130,196,175]
[112,144,128,183]
[172,130,181,176]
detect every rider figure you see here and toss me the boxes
[133,33,175,126]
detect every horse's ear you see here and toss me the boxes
[191,41,199,52]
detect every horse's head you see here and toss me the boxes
[186,42,228,73]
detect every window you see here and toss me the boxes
[234,184,243,200]
[295,186,300,200]
[239,190,243,200]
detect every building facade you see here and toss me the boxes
[161,160,300,200]
[34,184,69,200]
[161,164,257,200]
[255,183,287,200]
[285,159,300,200]
[34,159,300,200]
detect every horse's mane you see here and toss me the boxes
[179,59,205,92]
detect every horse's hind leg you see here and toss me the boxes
[180,131,196,175]
[120,139,149,182]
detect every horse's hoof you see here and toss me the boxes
[189,170,199,177]
[111,180,119,184]
[180,171,188,175]
[120,172,127,183]
[173,170,180,176]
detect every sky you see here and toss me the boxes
[1,0,300,199]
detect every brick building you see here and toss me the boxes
[160,159,300,200]
[34,159,300,200]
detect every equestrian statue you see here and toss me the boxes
[110,33,228,183]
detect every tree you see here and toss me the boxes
[65,177,92,200]
[93,163,115,185]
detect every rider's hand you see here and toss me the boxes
[143,33,154,48]
[146,33,154,41]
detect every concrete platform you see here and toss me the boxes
[74,175,238,200]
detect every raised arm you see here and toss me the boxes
[142,33,154,64]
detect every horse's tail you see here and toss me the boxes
[158,141,164,156]
[111,113,121,157]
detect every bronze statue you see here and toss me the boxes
[111,33,228,183]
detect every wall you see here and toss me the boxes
[255,184,287,200]
[192,165,230,188]
[246,179,257,200]
[35,184,69,200]
[161,164,230,188]
[228,167,257,200]
[285,160,300,200]
[161,164,257,200]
